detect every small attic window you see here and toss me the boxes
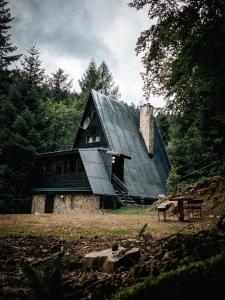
[86,136,100,143]
[86,136,93,143]
[91,111,97,118]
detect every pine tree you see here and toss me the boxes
[49,68,73,101]
[78,59,120,98]
[21,45,45,86]
[0,46,52,212]
[97,61,120,98]
[0,0,20,71]
[0,0,21,96]
[78,58,98,94]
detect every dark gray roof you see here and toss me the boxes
[91,90,171,198]
[79,148,116,196]
[154,120,171,186]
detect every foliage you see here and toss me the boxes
[97,61,120,98]
[46,100,82,151]
[166,167,180,195]
[138,223,148,238]
[0,0,21,72]
[22,251,64,300]
[168,174,223,196]
[113,250,225,300]
[79,58,120,98]
[49,68,73,101]
[155,111,171,146]
[130,0,225,184]
[0,46,52,212]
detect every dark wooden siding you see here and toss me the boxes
[31,153,91,191]
[32,173,90,189]
[73,97,108,148]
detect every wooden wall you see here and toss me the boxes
[31,153,91,191]
[73,98,108,148]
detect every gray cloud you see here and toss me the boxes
[10,0,113,60]
[9,0,165,106]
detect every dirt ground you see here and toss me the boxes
[1,178,224,299]
[0,209,205,239]
[0,209,213,300]
[1,227,225,300]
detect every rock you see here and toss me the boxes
[112,242,119,251]
[83,247,140,273]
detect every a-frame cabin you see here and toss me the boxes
[29,90,171,213]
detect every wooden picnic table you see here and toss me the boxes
[169,196,192,222]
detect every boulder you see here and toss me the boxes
[83,247,140,273]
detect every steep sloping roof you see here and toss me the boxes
[90,90,171,198]
[79,148,115,196]
[154,120,171,186]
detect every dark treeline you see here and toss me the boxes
[0,0,120,212]
[1,0,225,212]
[130,0,225,192]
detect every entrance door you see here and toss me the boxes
[45,194,55,213]
[112,156,124,181]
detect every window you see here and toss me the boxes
[91,111,97,118]
[86,136,101,143]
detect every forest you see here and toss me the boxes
[1,1,225,300]
[1,0,225,213]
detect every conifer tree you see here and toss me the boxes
[78,58,98,94]
[0,45,51,212]
[49,68,73,101]
[0,0,20,71]
[97,61,120,98]
[79,59,120,98]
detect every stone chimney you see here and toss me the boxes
[139,103,154,156]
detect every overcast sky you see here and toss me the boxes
[9,0,165,107]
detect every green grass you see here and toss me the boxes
[25,220,39,224]
[110,207,155,216]
[0,224,133,239]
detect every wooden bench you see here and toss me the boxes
[157,201,172,222]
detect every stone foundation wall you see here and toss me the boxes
[54,193,100,213]
[31,193,100,213]
[31,194,46,213]
[71,194,100,211]
[54,194,73,213]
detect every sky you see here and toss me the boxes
[9,0,165,107]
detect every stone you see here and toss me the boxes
[31,194,46,213]
[83,247,140,273]
[112,242,119,251]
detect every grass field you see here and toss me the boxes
[0,208,204,239]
